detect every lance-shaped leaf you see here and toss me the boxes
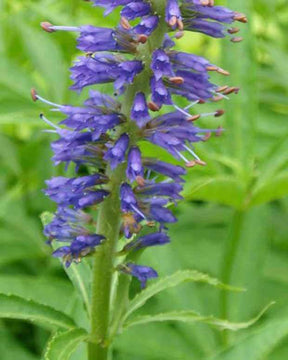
[210,317,288,360]
[125,270,243,320]
[0,294,76,330]
[124,302,274,331]
[44,328,88,360]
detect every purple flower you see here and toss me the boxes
[150,76,173,107]
[60,106,122,140]
[121,2,151,20]
[70,55,143,93]
[104,133,129,169]
[120,183,139,213]
[151,49,174,81]
[166,0,183,30]
[136,183,183,201]
[182,1,247,38]
[126,146,144,184]
[124,232,170,251]
[120,263,158,288]
[53,234,105,267]
[45,176,109,209]
[168,50,211,73]
[131,92,150,128]
[149,204,177,224]
[114,60,144,91]
[51,130,104,169]
[77,26,119,52]
[143,158,186,183]
[93,0,134,15]
[76,25,146,53]
[133,15,159,36]
[38,0,245,271]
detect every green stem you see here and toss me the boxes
[220,210,245,345]
[88,164,126,359]
[88,2,168,359]
[109,273,131,339]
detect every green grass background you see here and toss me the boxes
[1,0,288,358]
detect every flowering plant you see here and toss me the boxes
[26,0,272,359]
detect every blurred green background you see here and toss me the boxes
[1,0,288,359]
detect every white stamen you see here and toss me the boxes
[200,111,218,118]
[213,91,230,100]
[175,150,189,163]
[183,145,201,161]
[151,176,159,182]
[163,178,173,183]
[40,114,60,130]
[50,26,80,32]
[131,204,147,220]
[184,100,199,110]
[173,104,192,117]
[36,95,62,108]
[146,170,152,180]
[42,129,58,133]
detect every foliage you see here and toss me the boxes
[0,0,288,359]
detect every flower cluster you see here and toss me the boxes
[35,0,246,287]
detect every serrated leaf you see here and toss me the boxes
[0,294,75,330]
[210,317,288,360]
[124,302,274,331]
[44,329,88,360]
[125,270,243,321]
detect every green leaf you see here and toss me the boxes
[0,134,20,174]
[125,270,243,321]
[250,172,288,206]
[0,275,74,314]
[124,302,274,331]
[64,261,92,317]
[210,317,288,360]
[0,328,39,360]
[183,176,246,209]
[44,329,88,360]
[51,241,92,317]
[114,323,195,360]
[16,22,67,101]
[0,294,75,330]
